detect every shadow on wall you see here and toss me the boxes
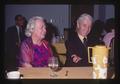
[45,22,59,44]
[87,20,105,46]
[90,20,105,38]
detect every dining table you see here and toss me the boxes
[18,66,114,79]
[18,67,93,79]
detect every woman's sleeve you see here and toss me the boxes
[19,41,33,66]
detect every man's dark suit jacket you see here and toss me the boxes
[65,32,103,67]
[5,26,26,71]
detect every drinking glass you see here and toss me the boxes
[48,56,59,77]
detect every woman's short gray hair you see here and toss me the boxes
[25,16,44,37]
[77,13,93,24]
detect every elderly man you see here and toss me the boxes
[65,13,93,67]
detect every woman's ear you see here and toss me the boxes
[76,21,80,29]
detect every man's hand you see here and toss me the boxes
[71,54,82,63]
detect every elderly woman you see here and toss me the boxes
[19,16,53,67]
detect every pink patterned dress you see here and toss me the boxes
[19,37,53,67]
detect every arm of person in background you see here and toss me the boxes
[65,40,82,63]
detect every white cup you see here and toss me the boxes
[7,71,20,79]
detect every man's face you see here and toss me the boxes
[16,16,25,27]
[77,18,92,37]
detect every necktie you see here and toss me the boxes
[83,38,87,47]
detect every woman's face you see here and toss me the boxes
[77,18,92,37]
[33,20,46,40]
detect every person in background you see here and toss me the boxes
[19,16,53,67]
[5,14,27,71]
[103,18,115,48]
[103,18,115,66]
[65,13,94,67]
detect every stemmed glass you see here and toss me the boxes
[48,56,59,77]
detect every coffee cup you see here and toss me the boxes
[7,71,20,79]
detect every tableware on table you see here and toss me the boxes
[88,45,110,79]
[48,56,59,77]
[7,71,20,79]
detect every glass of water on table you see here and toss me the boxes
[48,56,59,77]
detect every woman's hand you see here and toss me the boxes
[71,54,82,63]
[22,63,32,68]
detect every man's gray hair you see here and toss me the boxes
[77,13,93,23]
[25,16,44,37]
